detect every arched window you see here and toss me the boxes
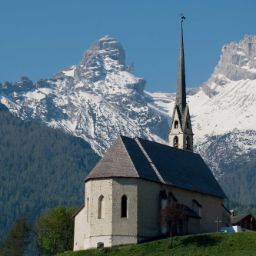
[174,120,179,129]
[121,195,128,218]
[173,136,179,148]
[186,136,190,150]
[98,195,104,219]
[186,121,189,129]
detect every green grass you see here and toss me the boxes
[57,232,256,256]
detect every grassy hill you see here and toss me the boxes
[57,232,256,256]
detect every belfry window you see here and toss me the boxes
[173,136,179,148]
[186,121,189,129]
[186,137,190,150]
[121,195,128,218]
[174,120,179,129]
[98,195,104,219]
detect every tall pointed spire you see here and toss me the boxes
[169,15,194,151]
[176,15,186,110]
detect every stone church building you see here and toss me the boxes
[73,20,230,251]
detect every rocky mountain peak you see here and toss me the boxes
[0,35,167,155]
[209,35,256,85]
[77,35,126,82]
[201,35,256,96]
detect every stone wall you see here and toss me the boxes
[74,177,228,251]
[167,186,225,233]
[111,178,138,245]
[74,178,138,250]
[83,179,113,249]
[73,207,86,251]
[137,179,161,240]
[136,180,226,237]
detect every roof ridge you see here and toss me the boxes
[134,137,166,184]
[137,136,198,155]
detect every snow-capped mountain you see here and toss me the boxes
[1,34,256,204]
[0,35,168,155]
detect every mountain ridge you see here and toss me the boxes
[0,36,168,155]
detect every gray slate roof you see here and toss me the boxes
[85,135,226,198]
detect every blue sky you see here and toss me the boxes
[0,0,255,92]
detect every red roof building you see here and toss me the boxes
[231,214,256,231]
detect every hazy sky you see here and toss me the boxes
[0,0,255,92]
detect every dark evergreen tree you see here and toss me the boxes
[1,218,30,256]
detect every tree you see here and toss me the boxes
[1,218,30,256]
[36,207,77,255]
[161,202,186,248]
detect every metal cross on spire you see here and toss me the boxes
[181,14,186,23]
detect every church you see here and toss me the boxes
[73,19,230,251]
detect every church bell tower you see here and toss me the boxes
[169,16,193,151]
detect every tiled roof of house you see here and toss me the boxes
[85,135,226,198]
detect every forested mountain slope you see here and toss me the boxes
[0,105,99,241]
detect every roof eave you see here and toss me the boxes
[85,175,225,199]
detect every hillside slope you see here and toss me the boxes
[0,106,99,241]
[58,232,256,256]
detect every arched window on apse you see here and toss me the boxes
[121,195,128,218]
[98,195,104,219]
